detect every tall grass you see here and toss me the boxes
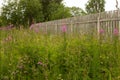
[0,28,120,80]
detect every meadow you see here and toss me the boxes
[0,27,120,80]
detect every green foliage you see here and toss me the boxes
[69,6,87,17]
[19,0,43,26]
[48,3,72,20]
[40,0,63,21]
[85,0,105,14]
[0,16,2,26]
[1,0,43,27]
[0,0,71,27]
[0,29,120,80]
[1,0,20,26]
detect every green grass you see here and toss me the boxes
[0,29,120,80]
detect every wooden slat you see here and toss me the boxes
[35,10,120,36]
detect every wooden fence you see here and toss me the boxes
[38,10,120,37]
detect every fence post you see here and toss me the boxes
[97,13,100,39]
[117,10,120,39]
[46,24,47,34]
[116,0,120,38]
[70,19,73,35]
[55,23,57,35]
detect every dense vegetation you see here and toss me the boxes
[0,27,120,80]
[1,0,118,80]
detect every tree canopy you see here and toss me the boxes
[1,0,43,27]
[0,0,91,28]
[69,7,86,17]
[85,0,105,14]
[1,0,71,27]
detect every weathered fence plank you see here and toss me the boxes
[38,10,120,36]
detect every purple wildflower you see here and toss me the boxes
[5,35,12,42]
[30,23,39,33]
[36,23,41,27]
[30,24,34,30]
[61,25,67,33]
[99,28,104,34]
[34,27,39,33]
[113,28,119,36]
[37,61,43,65]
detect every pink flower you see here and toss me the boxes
[30,24,34,30]
[37,61,43,65]
[113,28,119,36]
[30,23,39,33]
[36,23,41,27]
[34,27,39,33]
[99,28,104,34]
[61,25,67,32]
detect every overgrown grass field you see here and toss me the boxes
[0,28,120,80]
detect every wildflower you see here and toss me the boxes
[36,23,41,27]
[99,28,104,34]
[30,23,39,33]
[37,61,43,65]
[34,27,39,33]
[61,25,67,33]
[113,28,119,36]
[30,24,34,30]
[5,35,12,42]
[8,36,12,41]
